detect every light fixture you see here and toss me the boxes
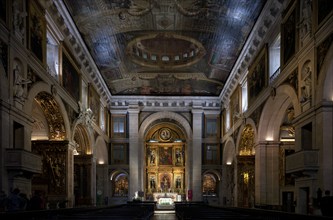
[174,139,182,143]
[148,139,158,143]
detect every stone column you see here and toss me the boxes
[255,141,281,206]
[191,106,203,201]
[0,101,10,191]
[316,101,333,191]
[128,103,140,200]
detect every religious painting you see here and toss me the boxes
[159,147,172,165]
[28,0,46,64]
[247,45,268,106]
[202,173,217,195]
[61,47,80,101]
[0,0,6,24]
[282,7,296,66]
[88,84,100,125]
[113,173,128,197]
[0,40,8,76]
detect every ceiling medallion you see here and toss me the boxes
[126,33,206,69]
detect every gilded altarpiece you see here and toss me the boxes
[237,125,255,208]
[32,140,69,197]
[145,127,185,201]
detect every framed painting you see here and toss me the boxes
[281,6,296,66]
[88,84,100,125]
[247,45,268,106]
[61,46,80,101]
[28,0,46,64]
[159,146,172,165]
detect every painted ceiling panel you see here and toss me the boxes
[63,0,266,96]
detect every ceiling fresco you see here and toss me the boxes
[63,0,266,96]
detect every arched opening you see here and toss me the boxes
[30,92,69,208]
[236,124,255,208]
[144,122,186,204]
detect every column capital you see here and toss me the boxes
[192,108,203,114]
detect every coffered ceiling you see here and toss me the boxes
[62,0,266,97]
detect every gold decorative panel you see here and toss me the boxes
[35,92,66,140]
[238,124,255,156]
[32,140,69,195]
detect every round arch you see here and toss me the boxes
[110,169,129,197]
[223,137,236,165]
[72,123,93,155]
[316,43,333,102]
[95,135,108,165]
[235,119,257,155]
[139,111,192,139]
[258,84,300,142]
[138,111,192,198]
[25,82,71,140]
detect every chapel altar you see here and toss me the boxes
[153,193,181,209]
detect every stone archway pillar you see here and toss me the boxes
[255,141,281,207]
[191,107,203,201]
[128,103,140,200]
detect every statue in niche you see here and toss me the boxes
[300,66,312,103]
[150,176,156,189]
[13,64,31,101]
[176,177,181,189]
[149,149,156,164]
[161,176,169,191]
[176,149,182,164]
